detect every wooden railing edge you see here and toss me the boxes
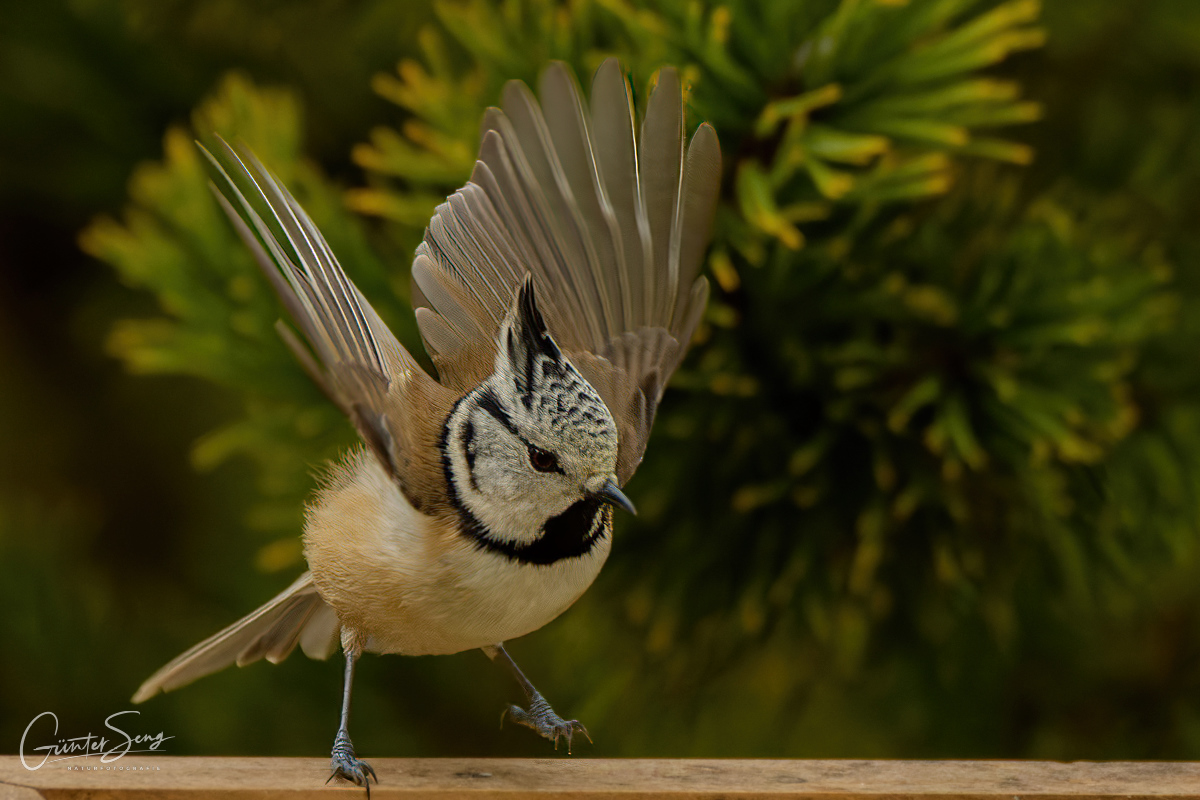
[2,756,1199,799]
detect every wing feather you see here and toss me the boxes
[473,135,583,338]
[205,140,455,510]
[589,59,646,331]
[539,63,624,337]
[495,81,609,347]
[639,67,685,327]
[673,123,723,333]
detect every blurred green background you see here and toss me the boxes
[3,0,1200,760]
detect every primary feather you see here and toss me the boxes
[201,142,456,513]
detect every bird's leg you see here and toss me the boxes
[327,637,377,795]
[482,643,591,753]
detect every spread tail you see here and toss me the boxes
[132,571,339,703]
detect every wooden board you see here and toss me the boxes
[1,757,1198,799]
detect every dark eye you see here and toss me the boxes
[527,445,560,473]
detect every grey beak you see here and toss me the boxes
[596,478,637,515]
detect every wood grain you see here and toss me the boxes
[1,757,1198,800]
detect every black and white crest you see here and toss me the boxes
[496,276,617,449]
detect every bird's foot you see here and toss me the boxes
[501,690,591,754]
[327,729,377,797]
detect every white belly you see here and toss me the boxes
[368,533,611,655]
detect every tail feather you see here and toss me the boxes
[132,572,339,703]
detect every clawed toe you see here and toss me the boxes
[501,692,592,754]
[328,758,377,797]
[328,730,377,797]
[555,719,592,752]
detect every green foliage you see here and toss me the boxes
[63,0,1200,759]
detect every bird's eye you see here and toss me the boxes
[527,445,560,473]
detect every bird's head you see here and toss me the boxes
[441,277,633,554]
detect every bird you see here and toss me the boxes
[131,58,721,790]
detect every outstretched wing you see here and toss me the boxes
[411,59,722,483]
[205,141,456,513]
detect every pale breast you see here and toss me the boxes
[302,448,610,656]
